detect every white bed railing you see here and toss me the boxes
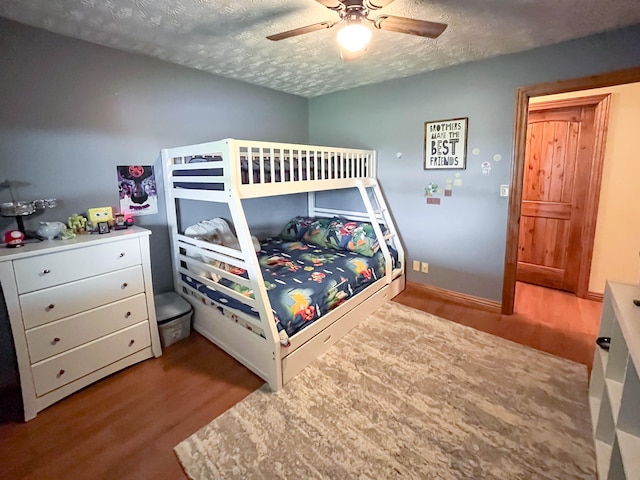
[163,139,377,199]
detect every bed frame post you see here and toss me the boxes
[161,148,185,295]
[225,152,283,391]
[307,191,316,217]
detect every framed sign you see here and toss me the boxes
[97,221,110,234]
[424,117,468,170]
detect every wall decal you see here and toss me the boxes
[424,117,468,170]
[426,197,441,205]
[481,161,492,176]
[472,148,480,155]
[454,178,463,187]
[425,182,440,197]
[493,154,502,162]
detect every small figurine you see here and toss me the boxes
[113,213,128,230]
[87,207,113,227]
[4,230,25,248]
[61,229,76,240]
[37,221,67,240]
[68,214,88,233]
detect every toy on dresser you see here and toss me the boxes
[36,221,68,240]
[87,207,113,234]
[68,214,88,233]
[4,230,25,248]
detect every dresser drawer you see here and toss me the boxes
[20,266,145,329]
[31,321,151,397]
[13,238,141,294]
[26,294,149,363]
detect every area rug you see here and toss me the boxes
[175,302,595,480]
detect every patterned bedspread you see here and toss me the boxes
[182,238,396,340]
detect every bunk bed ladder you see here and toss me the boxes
[355,180,402,284]
[308,183,403,285]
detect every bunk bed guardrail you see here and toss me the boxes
[165,139,378,198]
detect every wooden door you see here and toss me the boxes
[517,97,607,293]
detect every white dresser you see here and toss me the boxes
[589,281,640,480]
[0,226,162,421]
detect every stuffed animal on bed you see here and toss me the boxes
[184,218,260,280]
[184,218,260,252]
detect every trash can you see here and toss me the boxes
[155,292,193,348]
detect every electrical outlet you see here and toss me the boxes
[500,184,509,197]
[421,262,429,273]
[412,260,420,272]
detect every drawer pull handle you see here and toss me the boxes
[52,337,61,344]
[122,282,128,289]
[125,311,131,318]
[41,269,51,275]
[46,304,55,311]
[57,369,65,377]
[119,252,125,258]
[323,335,332,345]
[129,339,135,347]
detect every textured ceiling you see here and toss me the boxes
[2,0,640,98]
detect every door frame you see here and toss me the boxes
[518,94,611,293]
[501,66,640,315]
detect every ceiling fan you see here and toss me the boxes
[266,0,447,59]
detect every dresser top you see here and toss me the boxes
[608,281,640,371]
[0,226,150,262]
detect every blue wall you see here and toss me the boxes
[0,17,308,389]
[309,24,640,301]
[0,17,309,294]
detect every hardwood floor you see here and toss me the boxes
[395,281,602,369]
[0,334,263,480]
[0,281,601,479]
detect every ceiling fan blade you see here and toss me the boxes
[374,15,447,38]
[365,0,397,9]
[267,21,335,41]
[314,0,343,10]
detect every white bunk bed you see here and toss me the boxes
[161,138,405,391]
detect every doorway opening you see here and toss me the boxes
[516,94,610,295]
[502,66,640,315]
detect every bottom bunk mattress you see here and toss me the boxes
[181,237,398,344]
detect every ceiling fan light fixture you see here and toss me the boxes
[337,23,372,52]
